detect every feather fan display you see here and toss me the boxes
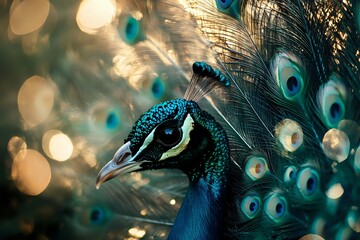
[0,0,359,239]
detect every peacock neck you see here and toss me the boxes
[168,178,228,240]
[168,108,230,240]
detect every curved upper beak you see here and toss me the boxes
[96,141,142,189]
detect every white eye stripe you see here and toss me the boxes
[132,127,156,160]
[159,114,194,161]
[133,114,194,161]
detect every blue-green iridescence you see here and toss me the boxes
[278,66,304,100]
[264,195,287,223]
[106,111,120,130]
[125,99,230,191]
[241,195,261,219]
[120,16,142,45]
[189,101,230,191]
[90,207,105,225]
[151,77,165,99]
[215,0,240,19]
[323,95,345,128]
[296,168,320,198]
[193,61,231,87]
[283,166,297,183]
[126,99,188,152]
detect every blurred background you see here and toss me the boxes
[0,0,215,239]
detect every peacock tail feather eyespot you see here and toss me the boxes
[296,167,320,199]
[283,165,297,183]
[245,156,269,181]
[240,195,262,219]
[216,0,234,10]
[83,206,111,226]
[272,52,305,101]
[275,119,303,152]
[151,77,166,99]
[118,15,143,45]
[90,103,122,132]
[318,77,347,129]
[215,0,240,19]
[264,194,288,223]
[90,207,105,225]
[106,110,120,130]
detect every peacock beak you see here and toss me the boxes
[96,141,143,189]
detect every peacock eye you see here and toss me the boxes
[216,0,233,9]
[119,15,143,45]
[245,156,269,180]
[283,166,297,183]
[280,67,302,97]
[106,111,120,130]
[151,77,166,99]
[318,78,346,128]
[157,126,182,147]
[296,167,320,199]
[273,52,304,100]
[241,195,261,219]
[89,207,105,225]
[274,119,303,152]
[264,194,287,223]
[296,167,320,198]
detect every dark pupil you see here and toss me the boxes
[307,177,315,192]
[106,112,118,129]
[152,82,160,95]
[289,170,294,179]
[287,76,298,91]
[159,127,180,146]
[330,102,340,119]
[126,21,134,36]
[91,209,102,223]
[275,203,283,214]
[249,202,256,212]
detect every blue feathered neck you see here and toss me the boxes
[168,178,228,240]
[168,106,230,240]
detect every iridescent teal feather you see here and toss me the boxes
[96,0,360,239]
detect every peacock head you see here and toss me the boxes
[96,98,227,188]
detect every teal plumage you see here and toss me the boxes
[1,0,360,239]
[97,0,360,239]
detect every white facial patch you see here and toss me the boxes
[132,127,156,160]
[159,114,194,161]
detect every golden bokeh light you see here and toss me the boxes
[42,130,73,161]
[128,227,146,238]
[322,129,350,163]
[299,234,325,240]
[325,183,344,199]
[11,149,51,196]
[76,0,116,34]
[9,0,50,35]
[7,136,27,159]
[17,75,54,127]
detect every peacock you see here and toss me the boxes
[96,0,360,239]
[1,0,360,239]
